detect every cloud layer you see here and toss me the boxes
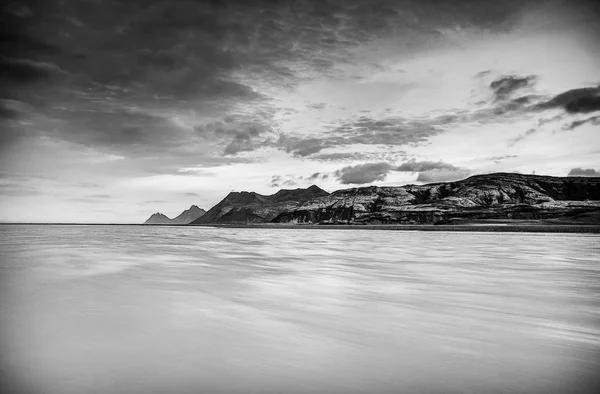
[1,0,600,222]
[335,162,394,184]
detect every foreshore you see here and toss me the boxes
[3,222,598,233]
[189,222,600,233]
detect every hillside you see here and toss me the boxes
[192,173,600,225]
[191,185,329,224]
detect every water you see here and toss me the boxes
[1,225,599,394]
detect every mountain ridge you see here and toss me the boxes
[191,173,600,226]
[192,185,330,224]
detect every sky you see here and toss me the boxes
[1,0,599,223]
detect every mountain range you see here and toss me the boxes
[144,205,206,225]
[186,173,600,226]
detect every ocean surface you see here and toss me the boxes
[1,225,599,394]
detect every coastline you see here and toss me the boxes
[189,222,600,233]
[2,222,599,233]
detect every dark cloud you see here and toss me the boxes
[396,159,459,172]
[489,75,536,101]
[3,4,33,17]
[278,136,327,157]
[563,115,600,130]
[0,100,23,119]
[275,115,442,158]
[2,0,597,190]
[223,136,256,156]
[565,96,600,114]
[0,56,67,84]
[197,120,275,156]
[535,87,600,113]
[395,159,470,183]
[335,162,393,185]
[417,168,471,183]
[336,115,447,146]
[568,168,599,177]
[47,107,183,148]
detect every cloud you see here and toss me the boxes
[335,162,393,185]
[395,159,470,183]
[278,136,327,157]
[3,4,33,17]
[563,115,600,130]
[568,168,599,177]
[276,115,443,158]
[490,75,536,101]
[49,107,186,149]
[203,121,275,156]
[0,56,67,84]
[488,155,518,164]
[416,168,471,183]
[535,86,600,113]
[0,99,27,119]
[396,159,459,172]
[270,174,300,188]
[308,172,330,181]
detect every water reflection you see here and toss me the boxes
[1,225,599,394]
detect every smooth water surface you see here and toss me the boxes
[1,225,599,394]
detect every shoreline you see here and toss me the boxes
[2,222,599,233]
[189,223,600,233]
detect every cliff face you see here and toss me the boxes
[191,185,330,224]
[144,205,206,225]
[271,173,600,225]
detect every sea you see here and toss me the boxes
[1,224,599,394]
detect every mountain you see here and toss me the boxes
[191,185,329,224]
[144,205,206,225]
[192,173,600,225]
[144,212,173,225]
[271,173,600,225]
[171,205,206,224]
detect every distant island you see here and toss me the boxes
[144,205,206,225]
[143,173,600,227]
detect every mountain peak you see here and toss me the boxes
[144,206,205,224]
[307,184,326,192]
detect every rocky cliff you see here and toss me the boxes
[192,173,600,225]
[271,173,600,225]
[144,205,206,225]
[191,185,329,224]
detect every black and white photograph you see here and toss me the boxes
[1,0,599,393]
